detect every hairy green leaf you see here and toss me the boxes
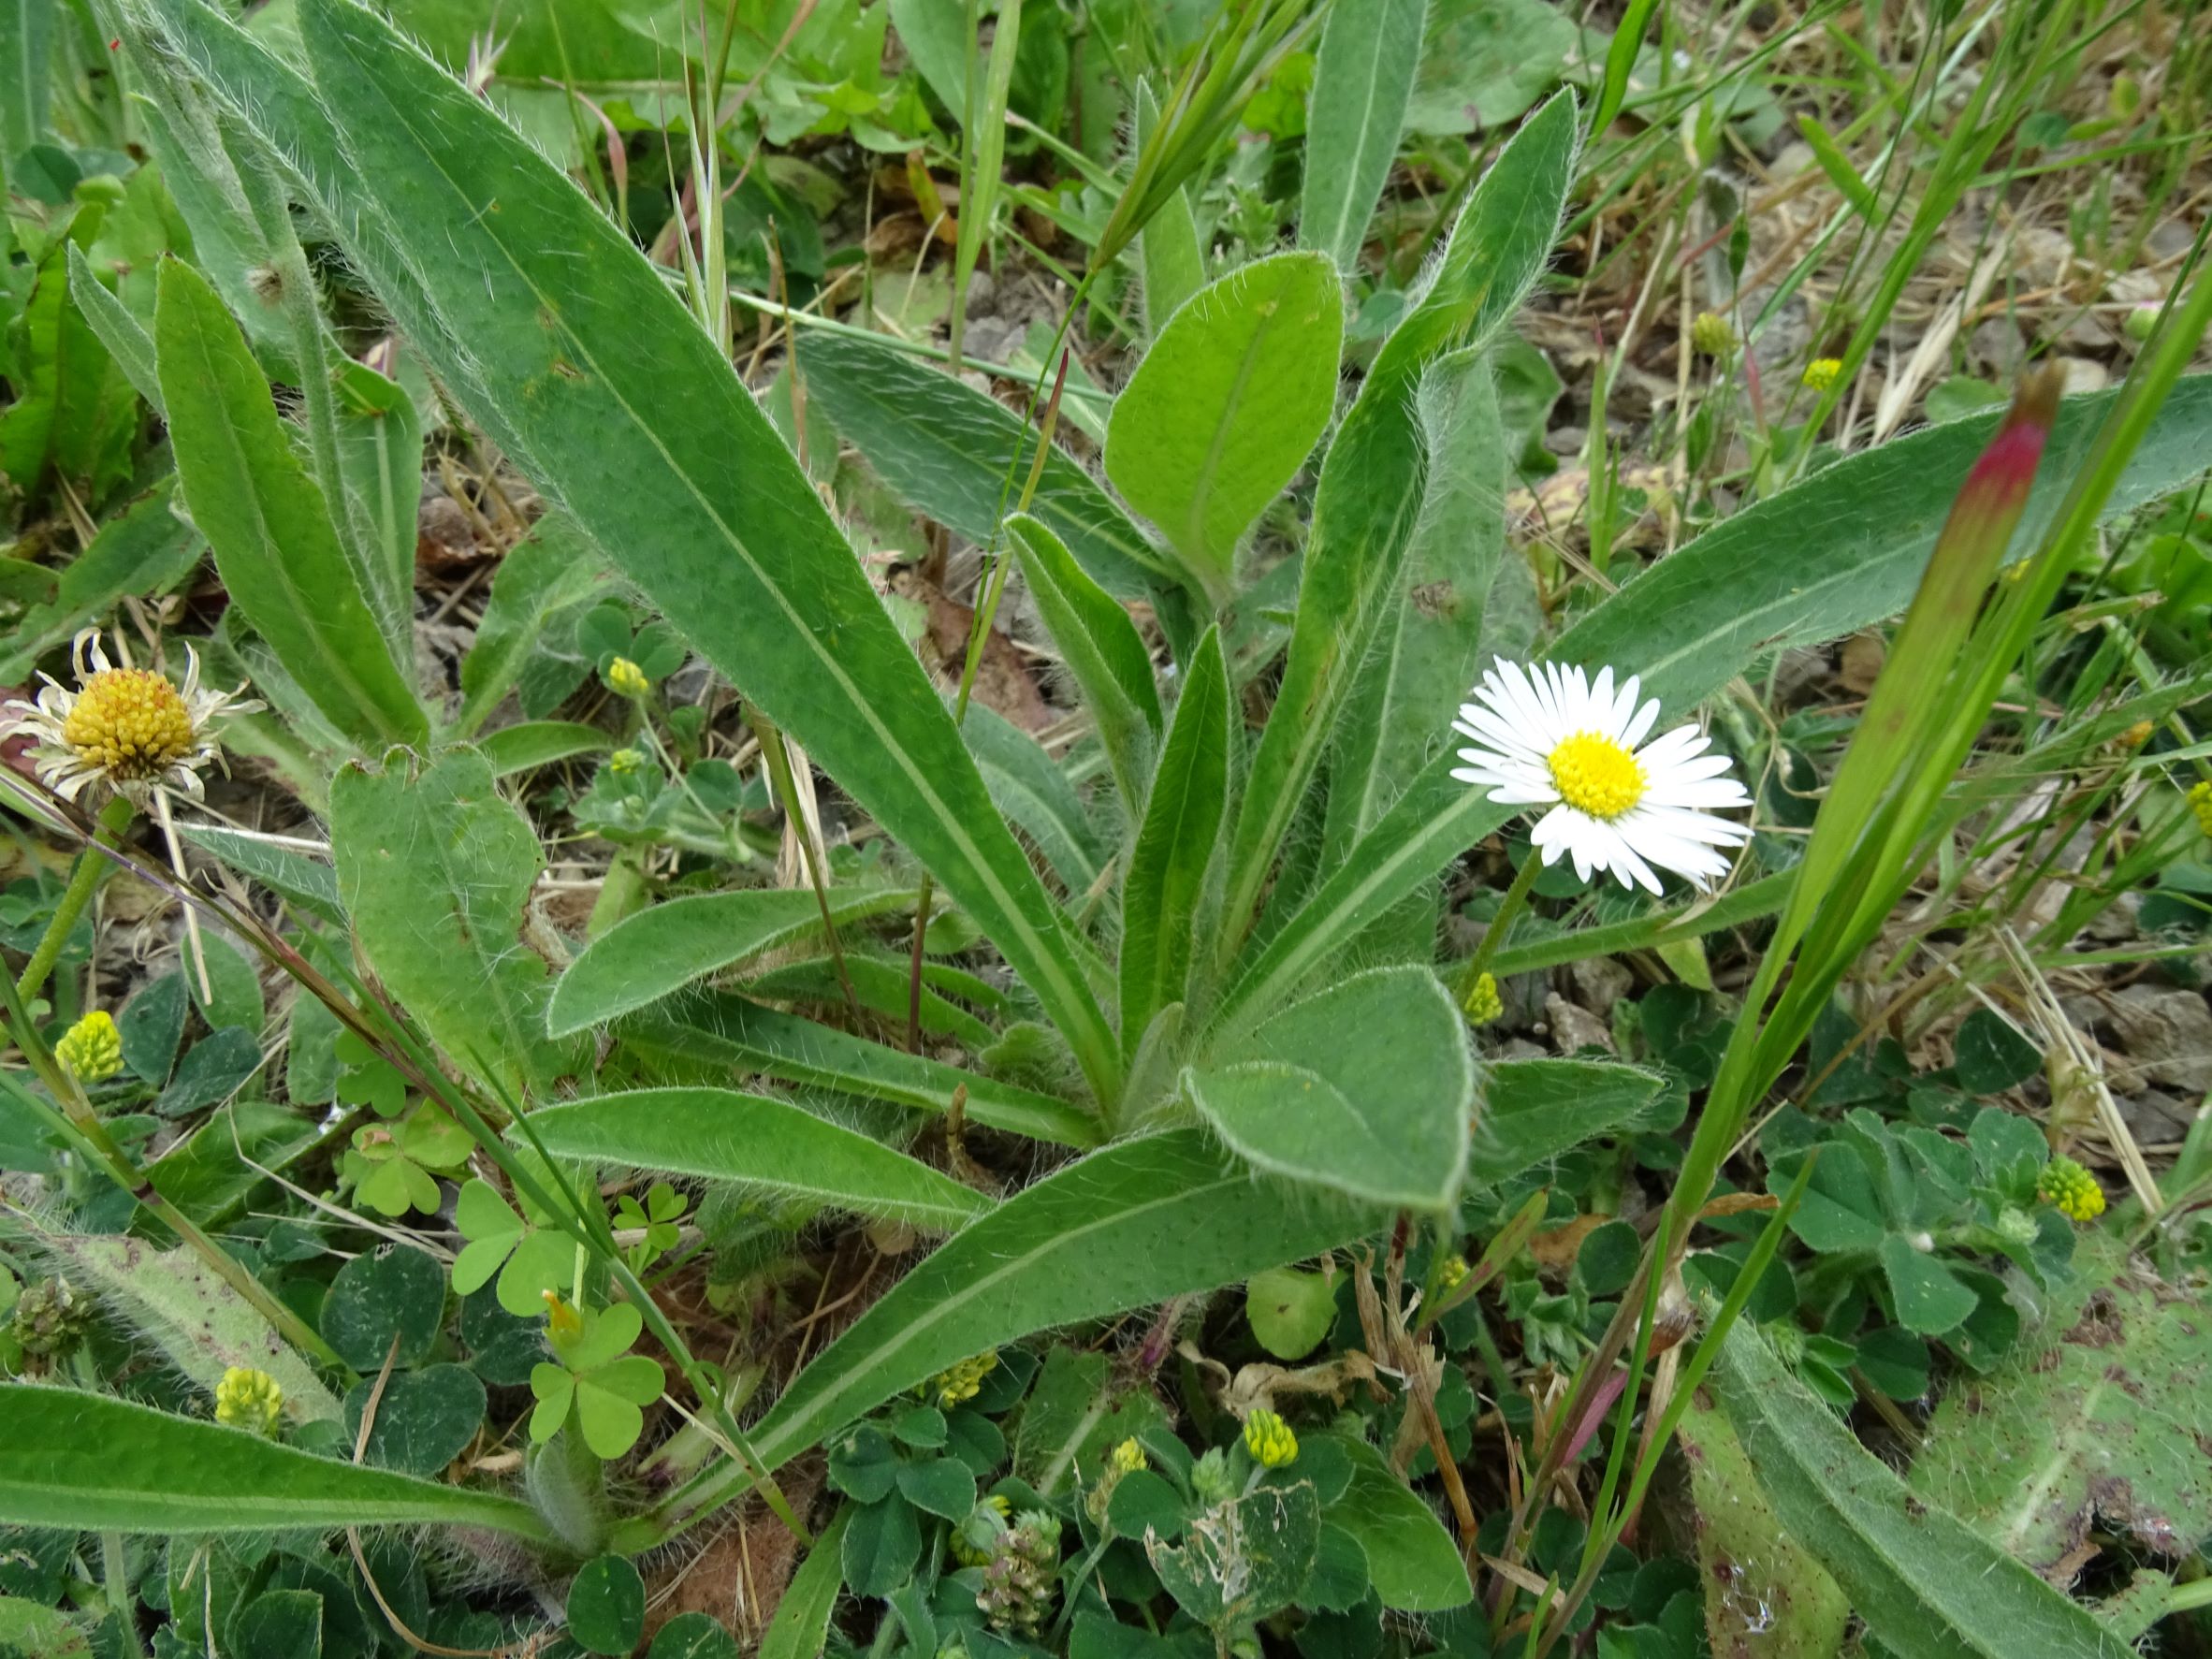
[1299,0,1426,271]
[1107,253,1342,597]
[153,257,427,751]
[527,1087,992,1230]
[548,887,915,1037]
[1121,629,1231,1055]
[0,1386,551,1539]
[1712,1322,2127,1659]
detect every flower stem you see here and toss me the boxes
[1453,848,1543,1011]
[15,795,137,1005]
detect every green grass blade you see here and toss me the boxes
[1131,80,1204,335]
[525,1087,993,1230]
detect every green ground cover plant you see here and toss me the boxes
[0,0,2209,1654]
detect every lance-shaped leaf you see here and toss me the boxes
[650,1129,1387,1536]
[1008,513,1163,814]
[625,997,1101,1149]
[1712,1323,2127,1659]
[526,1087,993,1230]
[1105,252,1344,598]
[1299,0,1426,271]
[1185,965,1472,1209]
[799,327,1171,598]
[153,257,427,751]
[1219,92,1577,957]
[547,887,916,1037]
[0,1386,552,1540]
[227,0,1118,1108]
[1120,628,1231,1055]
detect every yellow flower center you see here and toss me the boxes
[1548,731,1645,820]
[61,668,196,780]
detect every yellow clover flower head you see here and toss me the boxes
[952,1493,1012,1567]
[1463,971,1503,1026]
[609,748,646,776]
[1801,357,1844,393]
[1690,311,1734,357]
[2117,720,2154,749]
[0,630,258,806]
[1242,1409,1298,1469]
[2190,779,2212,838]
[605,656,651,698]
[214,1366,283,1434]
[2038,1157,2104,1223]
[1436,1254,1470,1293]
[932,1350,997,1408]
[55,1010,123,1084]
[1110,1437,1147,1476]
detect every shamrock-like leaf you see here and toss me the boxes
[528,1301,665,1459]
[399,1101,473,1171]
[343,1125,442,1217]
[334,1031,408,1117]
[615,1181,687,1273]
[452,1178,575,1317]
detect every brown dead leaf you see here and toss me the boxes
[1840,631,1886,694]
[895,570,1055,733]
[1529,1214,1610,1278]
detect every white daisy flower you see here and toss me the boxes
[1451,660,1752,895]
[2,629,259,806]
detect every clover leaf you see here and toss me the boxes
[452,1178,576,1317]
[528,1301,664,1459]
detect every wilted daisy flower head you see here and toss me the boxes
[1,630,258,806]
[1452,661,1752,894]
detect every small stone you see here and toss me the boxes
[2051,357,2108,396]
[1545,992,1615,1056]
[1569,956,1633,1016]
[2106,985,2212,1094]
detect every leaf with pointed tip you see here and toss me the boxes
[547,887,916,1037]
[198,0,1118,1108]
[1299,0,1426,271]
[526,1087,992,1230]
[0,1386,551,1540]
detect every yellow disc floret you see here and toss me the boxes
[60,668,196,782]
[214,1366,283,1434]
[55,1010,123,1083]
[1548,732,1646,820]
[2038,1157,2105,1223]
[1463,970,1503,1025]
[1242,1409,1298,1469]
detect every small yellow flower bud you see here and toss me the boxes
[931,1350,997,1408]
[2037,1156,2105,1223]
[2117,720,2154,749]
[2190,780,2212,838]
[215,1366,283,1434]
[952,1493,1011,1567]
[1463,971,1503,1026]
[55,1010,123,1083]
[1110,1437,1146,1475]
[1436,1254,1469,1293]
[1690,311,1734,357]
[1242,1408,1298,1469]
[605,657,650,698]
[608,748,645,775]
[1801,357,1843,393]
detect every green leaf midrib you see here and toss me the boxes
[306,2,1116,1101]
